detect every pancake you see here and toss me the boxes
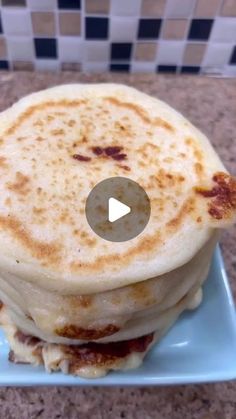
[0,84,235,294]
[0,84,235,377]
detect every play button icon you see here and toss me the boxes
[108,198,131,222]
[85,177,151,242]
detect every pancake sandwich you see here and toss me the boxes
[0,84,235,378]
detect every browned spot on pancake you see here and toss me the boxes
[71,232,162,273]
[104,146,123,156]
[7,172,30,195]
[33,119,44,128]
[55,324,120,340]
[163,157,173,163]
[67,119,76,127]
[54,111,66,116]
[185,137,192,146]
[147,169,185,191]
[129,282,156,306]
[118,164,131,171]
[197,216,202,223]
[91,146,103,155]
[47,115,54,122]
[138,142,160,157]
[5,100,87,136]
[72,154,91,162]
[0,139,4,146]
[154,117,175,132]
[111,153,127,161]
[66,333,154,371]
[195,162,204,176]
[0,156,8,168]
[167,197,195,231]
[79,231,97,247]
[194,148,203,162]
[195,172,236,221]
[14,330,41,346]
[4,197,12,207]
[35,136,44,142]
[185,137,203,162]
[105,97,151,124]
[16,136,27,142]
[51,128,65,136]
[0,215,61,263]
[69,295,93,308]
[33,207,45,215]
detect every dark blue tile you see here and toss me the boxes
[188,19,213,40]
[0,60,9,70]
[0,14,2,34]
[110,63,130,72]
[180,66,200,74]
[230,46,236,64]
[157,65,177,73]
[111,43,132,61]
[34,38,57,58]
[138,19,162,39]
[58,0,80,9]
[86,17,108,39]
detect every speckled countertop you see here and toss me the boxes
[0,72,235,419]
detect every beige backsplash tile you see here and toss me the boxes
[194,0,221,17]
[61,62,81,71]
[183,43,206,65]
[0,38,7,59]
[59,12,81,36]
[141,0,166,16]
[31,12,55,36]
[85,0,110,14]
[221,0,236,16]
[162,19,188,39]
[134,42,157,61]
[12,61,34,71]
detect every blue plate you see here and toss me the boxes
[0,245,236,386]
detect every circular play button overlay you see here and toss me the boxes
[85,177,151,242]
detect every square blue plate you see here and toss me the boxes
[0,245,236,386]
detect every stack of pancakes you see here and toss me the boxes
[0,84,235,378]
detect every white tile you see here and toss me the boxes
[223,65,236,76]
[85,42,109,62]
[111,0,141,16]
[35,59,59,71]
[166,0,196,17]
[2,10,32,36]
[201,67,223,75]
[7,37,34,60]
[83,62,109,73]
[131,61,156,73]
[27,0,57,11]
[58,37,83,62]
[210,18,236,42]
[157,41,185,65]
[203,43,233,67]
[110,17,138,41]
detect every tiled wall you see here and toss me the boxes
[0,0,235,75]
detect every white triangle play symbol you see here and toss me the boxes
[108,197,131,223]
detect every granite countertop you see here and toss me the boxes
[0,72,235,419]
